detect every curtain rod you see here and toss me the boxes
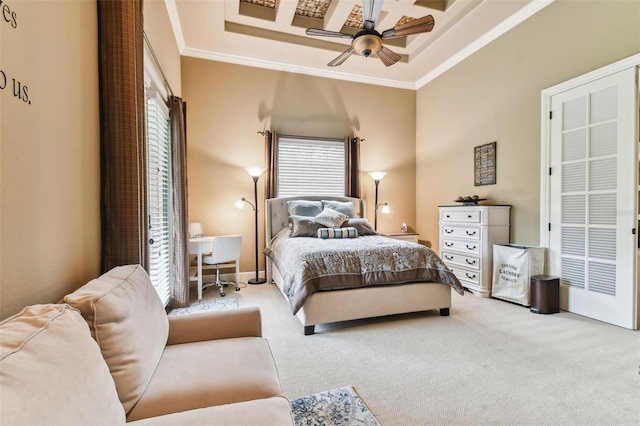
[143,31,175,100]
[256,130,364,142]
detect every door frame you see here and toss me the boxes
[539,53,640,328]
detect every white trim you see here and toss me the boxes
[144,49,169,102]
[416,0,554,89]
[539,53,640,248]
[164,0,185,52]
[181,47,417,90]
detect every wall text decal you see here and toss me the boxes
[1,1,31,105]
[0,0,18,29]
[0,69,31,104]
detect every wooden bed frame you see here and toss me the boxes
[265,195,452,335]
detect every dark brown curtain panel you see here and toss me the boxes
[264,130,278,199]
[346,137,361,198]
[170,97,190,307]
[98,0,148,273]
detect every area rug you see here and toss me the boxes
[168,297,238,316]
[290,386,381,426]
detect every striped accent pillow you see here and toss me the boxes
[317,227,358,239]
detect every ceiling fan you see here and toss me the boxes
[305,0,435,67]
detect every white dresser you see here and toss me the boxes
[439,205,511,297]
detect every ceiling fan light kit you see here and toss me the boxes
[305,0,435,68]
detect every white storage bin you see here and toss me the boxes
[492,244,545,306]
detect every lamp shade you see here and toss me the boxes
[368,171,387,181]
[245,167,265,178]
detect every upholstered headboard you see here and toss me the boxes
[265,195,365,240]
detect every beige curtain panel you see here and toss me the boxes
[170,97,190,308]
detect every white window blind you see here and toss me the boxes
[277,136,345,197]
[146,88,172,306]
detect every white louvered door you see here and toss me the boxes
[146,90,172,306]
[549,67,637,328]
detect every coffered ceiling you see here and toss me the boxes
[165,0,553,89]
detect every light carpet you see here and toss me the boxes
[290,386,381,426]
[168,297,238,315]
[232,283,640,426]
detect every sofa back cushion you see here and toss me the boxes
[0,304,125,425]
[64,264,169,414]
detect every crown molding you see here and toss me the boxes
[181,47,418,90]
[415,0,554,89]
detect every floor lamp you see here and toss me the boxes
[235,167,267,284]
[368,171,390,231]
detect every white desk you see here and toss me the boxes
[189,236,216,300]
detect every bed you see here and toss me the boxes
[265,195,464,335]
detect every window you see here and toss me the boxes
[145,84,172,306]
[277,135,345,197]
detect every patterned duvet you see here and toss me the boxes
[265,229,464,314]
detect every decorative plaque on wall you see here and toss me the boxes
[474,141,496,186]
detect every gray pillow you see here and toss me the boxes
[287,200,323,217]
[342,218,377,236]
[322,200,357,218]
[290,215,322,237]
[314,207,348,228]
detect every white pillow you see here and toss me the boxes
[322,200,357,218]
[314,207,348,228]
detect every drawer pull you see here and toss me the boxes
[467,215,472,218]
[465,259,476,265]
[445,228,453,234]
[465,273,476,279]
[466,244,477,250]
[444,255,453,260]
[446,214,451,218]
[466,230,476,236]
[445,242,453,247]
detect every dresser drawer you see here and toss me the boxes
[448,265,480,286]
[441,238,481,255]
[440,225,481,240]
[440,210,481,223]
[441,250,480,270]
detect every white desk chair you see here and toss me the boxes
[202,235,242,297]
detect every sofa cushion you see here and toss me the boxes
[63,264,169,415]
[126,336,283,421]
[0,304,125,425]
[128,396,293,426]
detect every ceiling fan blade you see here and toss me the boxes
[328,47,355,67]
[376,45,401,67]
[362,0,384,25]
[306,28,354,39]
[381,15,435,39]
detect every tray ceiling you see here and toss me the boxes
[166,0,553,89]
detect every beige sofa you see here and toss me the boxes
[0,264,293,425]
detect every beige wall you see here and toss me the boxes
[0,1,181,320]
[1,1,100,319]
[181,58,416,272]
[416,0,640,253]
